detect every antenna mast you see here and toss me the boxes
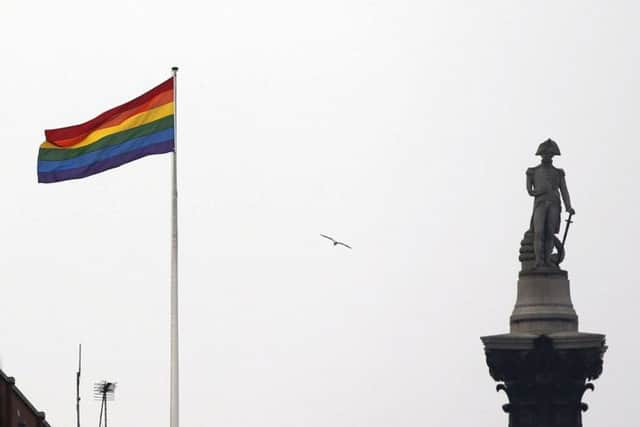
[76,344,82,427]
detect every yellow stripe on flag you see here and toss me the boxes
[41,102,174,150]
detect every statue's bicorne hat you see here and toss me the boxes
[536,138,561,156]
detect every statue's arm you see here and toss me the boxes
[559,171,575,214]
[526,168,536,196]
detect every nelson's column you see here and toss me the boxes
[481,139,607,427]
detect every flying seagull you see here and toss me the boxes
[320,234,352,249]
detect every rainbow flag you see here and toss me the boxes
[37,78,175,183]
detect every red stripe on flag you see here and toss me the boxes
[45,78,173,142]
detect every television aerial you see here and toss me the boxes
[93,381,116,427]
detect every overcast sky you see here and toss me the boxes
[1,1,639,426]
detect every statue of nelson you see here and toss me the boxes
[526,139,575,269]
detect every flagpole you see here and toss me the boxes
[170,66,180,427]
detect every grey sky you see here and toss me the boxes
[1,1,638,426]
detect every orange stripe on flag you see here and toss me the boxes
[52,90,174,147]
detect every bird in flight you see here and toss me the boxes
[320,234,352,249]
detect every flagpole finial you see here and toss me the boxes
[172,66,179,72]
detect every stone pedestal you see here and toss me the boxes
[510,272,577,334]
[482,271,606,427]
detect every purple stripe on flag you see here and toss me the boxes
[37,139,174,183]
